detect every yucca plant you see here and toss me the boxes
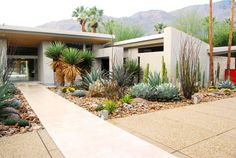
[78,50,94,74]
[45,42,65,86]
[61,48,82,86]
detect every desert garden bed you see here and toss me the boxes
[0,89,43,137]
[49,87,236,120]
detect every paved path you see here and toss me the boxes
[110,97,236,158]
[17,83,176,158]
[0,129,64,158]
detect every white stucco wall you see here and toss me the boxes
[38,41,54,85]
[0,39,7,66]
[164,27,210,84]
[94,47,124,71]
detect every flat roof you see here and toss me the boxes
[0,25,113,46]
[212,46,236,57]
[114,34,164,48]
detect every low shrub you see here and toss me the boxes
[129,83,155,100]
[95,104,104,111]
[4,118,18,126]
[18,119,29,127]
[72,90,86,97]
[155,83,180,101]
[89,80,105,97]
[218,80,235,90]
[103,100,116,114]
[120,95,133,104]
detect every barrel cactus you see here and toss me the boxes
[155,83,180,101]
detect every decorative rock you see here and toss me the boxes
[20,127,27,133]
[100,110,109,120]
[193,95,201,104]
[10,99,21,107]
[123,103,133,109]
[31,123,42,130]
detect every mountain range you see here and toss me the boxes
[38,0,234,35]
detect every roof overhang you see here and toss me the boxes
[114,34,164,48]
[0,25,113,47]
[211,46,236,57]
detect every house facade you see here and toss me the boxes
[0,25,235,85]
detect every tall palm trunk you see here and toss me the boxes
[81,20,86,32]
[209,0,214,85]
[227,0,235,80]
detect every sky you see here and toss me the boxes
[0,0,222,27]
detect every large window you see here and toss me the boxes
[138,45,163,53]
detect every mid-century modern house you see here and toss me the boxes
[0,24,235,85]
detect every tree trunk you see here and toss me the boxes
[209,0,214,85]
[81,20,85,32]
[227,0,235,80]
[92,26,96,33]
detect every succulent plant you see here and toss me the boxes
[72,90,86,97]
[103,100,116,114]
[155,83,180,101]
[95,104,104,111]
[148,72,161,88]
[82,69,104,89]
[218,80,235,90]
[120,95,133,104]
[129,83,155,100]
[4,118,18,126]
[18,119,29,127]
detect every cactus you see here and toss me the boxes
[155,83,180,101]
[216,62,220,82]
[4,118,18,126]
[18,119,29,127]
[143,64,150,83]
[176,60,179,80]
[161,56,168,83]
[202,71,205,88]
[218,80,235,90]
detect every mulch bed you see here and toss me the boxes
[49,87,236,120]
[0,91,43,137]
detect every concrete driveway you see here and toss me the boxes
[110,97,236,158]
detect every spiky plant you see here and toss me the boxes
[61,48,82,86]
[82,69,104,89]
[161,56,168,83]
[148,72,161,88]
[123,59,142,84]
[143,64,150,83]
[45,42,65,86]
[78,50,94,74]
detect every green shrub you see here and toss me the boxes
[103,100,116,114]
[4,118,18,126]
[95,104,104,111]
[18,119,29,127]
[72,90,86,97]
[129,83,155,100]
[218,80,235,90]
[155,83,180,101]
[120,95,133,104]
[148,72,161,88]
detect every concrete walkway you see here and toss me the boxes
[17,83,176,158]
[110,97,236,158]
[0,129,64,158]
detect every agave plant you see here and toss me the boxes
[61,48,82,86]
[45,42,65,86]
[218,80,235,90]
[148,72,161,88]
[82,69,104,89]
[129,83,155,100]
[124,59,142,84]
[155,83,180,101]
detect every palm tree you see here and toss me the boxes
[77,50,94,74]
[72,6,88,32]
[209,0,214,85]
[61,48,82,86]
[88,7,103,33]
[45,42,65,86]
[154,23,167,33]
[101,19,116,35]
[226,0,235,79]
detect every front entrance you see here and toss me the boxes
[101,58,109,72]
